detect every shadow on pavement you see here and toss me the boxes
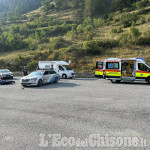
[72,78,99,81]
[112,82,149,86]
[13,78,20,80]
[25,82,79,89]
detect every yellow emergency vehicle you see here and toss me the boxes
[103,58,150,84]
[95,59,104,78]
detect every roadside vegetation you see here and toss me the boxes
[0,0,150,71]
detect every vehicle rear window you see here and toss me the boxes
[96,61,103,69]
[49,71,56,74]
[106,62,119,69]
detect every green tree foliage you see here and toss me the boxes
[130,22,141,38]
[111,0,137,11]
[0,29,27,52]
[0,0,42,19]
[120,13,138,27]
[55,0,68,10]
[41,0,55,11]
[83,40,102,55]
[136,0,149,9]
[84,0,106,17]
[0,0,149,71]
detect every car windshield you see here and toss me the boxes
[0,69,10,73]
[63,65,72,70]
[146,64,150,68]
[29,71,43,76]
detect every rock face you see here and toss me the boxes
[13,72,95,78]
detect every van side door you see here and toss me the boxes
[43,71,50,83]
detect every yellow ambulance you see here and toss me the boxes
[95,59,104,78]
[103,58,150,84]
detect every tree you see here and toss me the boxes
[72,0,80,9]
[84,0,106,17]
[130,22,141,38]
[84,0,93,17]
[111,0,136,12]
[35,31,40,41]
[55,0,68,10]
[7,13,14,21]
[40,30,47,42]
[0,0,43,18]
[14,7,21,19]
[41,0,55,11]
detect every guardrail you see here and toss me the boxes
[13,72,95,78]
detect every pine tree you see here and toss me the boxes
[84,0,106,17]
[84,0,93,17]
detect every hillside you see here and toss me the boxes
[0,0,42,18]
[0,0,150,72]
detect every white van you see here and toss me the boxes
[103,58,150,84]
[38,61,75,79]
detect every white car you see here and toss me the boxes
[21,70,60,87]
[0,69,13,79]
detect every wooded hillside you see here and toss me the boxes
[0,0,150,71]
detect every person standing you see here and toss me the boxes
[22,66,29,76]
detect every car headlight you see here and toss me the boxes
[31,78,37,81]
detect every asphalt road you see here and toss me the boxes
[0,77,150,150]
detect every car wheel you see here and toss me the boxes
[62,74,67,79]
[147,77,150,84]
[22,85,27,87]
[54,77,58,83]
[37,79,43,87]
[111,79,117,83]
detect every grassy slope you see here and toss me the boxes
[0,4,150,71]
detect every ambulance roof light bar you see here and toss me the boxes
[136,58,144,60]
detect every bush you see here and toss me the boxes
[137,33,150,45]
[83,40,102,55]
[29,42,36,50]
[130,22,141,38]
[48,25,72,36]
[82,40,114,55]
[120,13,138,27]
[10,55,27,71]
[25,36,36,50]
[96,40,119,49]
[50,37,67,49]
[111,26,123,33]
[93,17,105,27]
[147,17,150,23]
[0,60,5,68]
[136,16,146,25]
[119,33,130,45]
[136,0,149,9]
[27,61,38,71]
[119,23,141,45]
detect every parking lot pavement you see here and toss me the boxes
[0,77,150,150]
